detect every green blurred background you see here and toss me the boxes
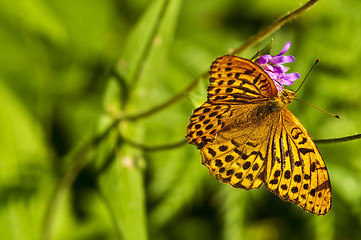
[1,0,361,239]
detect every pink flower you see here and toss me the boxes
[255,42,300,91]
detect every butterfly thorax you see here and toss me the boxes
[255,89,296,119]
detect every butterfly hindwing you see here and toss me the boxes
[200,116,276,189]
[186,102,233,148]
[186,101,274,149]
[264,109,331,215]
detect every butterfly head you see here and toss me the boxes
[279,89,296,104]
[264,89,296,114]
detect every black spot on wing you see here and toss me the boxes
[299,148,314,155]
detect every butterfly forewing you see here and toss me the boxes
[208,56,278,103]
[186,56,278,148]
[186,102,232,148]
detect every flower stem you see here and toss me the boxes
[124,0,320,121]
[123,137,187,151]
[123,71,208,121]
[41,121,119,240]
[315,134,361,144]
[129,0,171,88]
[231,0,319,55]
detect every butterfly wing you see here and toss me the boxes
[186,56,278,148]
[186,102,264,148]
[208,55,278,103]
[199,112,279,189]
[264,109,332,215]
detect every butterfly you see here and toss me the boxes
[186,55,331,215]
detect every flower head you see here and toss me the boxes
[255,41,300,91]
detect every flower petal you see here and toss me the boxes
[255,55,272,65]
[272,65,289,74]
[269,55,295,64]
[280,79,295,85]
[255,41,299,92]
[276,41,291,56]
[278,73,299,86]
[283,72,300,81]
[263,64,274,72]
[264,70,277,80]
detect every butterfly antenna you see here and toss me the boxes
[294,59,319,93]
[294,98,340,119]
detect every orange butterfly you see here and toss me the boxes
[186,55,331,215]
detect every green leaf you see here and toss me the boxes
[250,39,274,61]
[117,0,182,114]
[216,187,248,240]
[102,78,123,113]
[0,0,67,45]
[98,144,147,240]
[148,147,207,232]
[0,81,51,240]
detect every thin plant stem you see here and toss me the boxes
[230,0,319,55]
[315,134,361,144]
[41,138,93,240]
[41,122,119,240]
[124,137,187,151]
[123,71,208,121]
[122,133,361,152]
[129,0,171,88]
[123,0,319,121]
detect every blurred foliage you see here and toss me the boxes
[1,0,361,239]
